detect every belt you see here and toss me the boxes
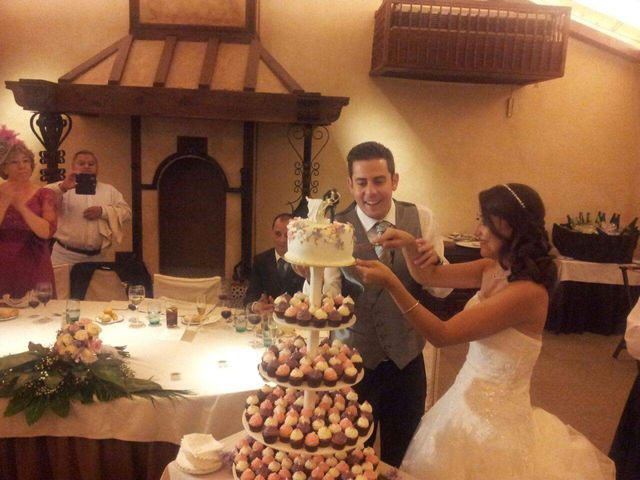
[56,239,101,256]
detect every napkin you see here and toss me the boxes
[176,433,223,473]
[1,293,28,308]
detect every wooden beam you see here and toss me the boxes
[6,80,350,125]
[132,25,253,43]
[109,35,134,86]
[244,39,260,92]
[131,115,143,260]
[570,20,640,63]
[129,0,140,33]
[241,121,256,277]
[198,37,220,90]
[59,37,126,83]
[154,36,177,87]
[245,0,258,34]
[259,45,304,93]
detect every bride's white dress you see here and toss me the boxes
[401,268,615,479]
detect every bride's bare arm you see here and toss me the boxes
[356,259,548,346]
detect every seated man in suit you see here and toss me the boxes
[244,213,303,311]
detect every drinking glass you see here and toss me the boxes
[196,294,207,320]
[35,282,53,322]
[233,312,247,333]
[128,285,145,310]
[247,311,263,348]
[65,299,81,325]
[147,300,163,326]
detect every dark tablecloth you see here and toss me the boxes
[546,281,640,335]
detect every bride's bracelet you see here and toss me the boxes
[402,301,420,315]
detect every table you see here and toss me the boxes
[546,258,640,334]
[0,300,265,480]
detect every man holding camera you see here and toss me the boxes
[49,150,131,266]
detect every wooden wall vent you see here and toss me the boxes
[370,0,571,84]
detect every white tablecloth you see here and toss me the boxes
[0,300,264,444]
[556,257,640,286]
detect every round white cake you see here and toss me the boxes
[285,217,355,267]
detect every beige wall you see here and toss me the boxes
[1,0,639,268]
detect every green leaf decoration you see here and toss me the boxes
[50,396,71,418]
[25,398,47,425]
[0,351,39,371]
[27,343,48,355]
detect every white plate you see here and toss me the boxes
[175,451,222,475]
[0,314,18,322]
[455,240,481,249]
[180,314,220,326]
[95,314,124,325]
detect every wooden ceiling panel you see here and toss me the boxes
[165,41,208,89]
[139,0,246,28]
[121,40,165,87]
[211,42,249,91]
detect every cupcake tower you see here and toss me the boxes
[232,231,381,477]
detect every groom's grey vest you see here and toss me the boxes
[335,200,426,370]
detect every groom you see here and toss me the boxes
[329,141,450,466]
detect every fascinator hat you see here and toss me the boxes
[0,125,26,164]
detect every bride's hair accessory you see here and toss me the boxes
[502,184,526,209]
[0,125,25,165]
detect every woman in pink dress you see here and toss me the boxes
[0,126,57,298]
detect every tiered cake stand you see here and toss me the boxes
[235,259,373,473]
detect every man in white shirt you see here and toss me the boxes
[49,150,131,266]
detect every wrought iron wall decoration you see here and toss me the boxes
[29,112,73,184]
[286,124,329,215]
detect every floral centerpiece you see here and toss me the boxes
[0,319,189,425]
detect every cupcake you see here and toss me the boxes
[266,359,280,378]
[306,370,322,388]
[296,310,311,327]
[311,309,328,329]
[323,368,338,387]
[248,413,264,432]
[343,366,358,384]
[350,352,363,372]
[337,305,351,323]
[356,416,370,436]
[261,351,276,371]
[289,368,304,386]
[279,424,293,443]
[327,310,342,328]
[331,431,347,451]
[245,404,260,421]
[290,428,304,449]
[345,426,359,446]
[262,425,279,444]
[317,426,332,448]
[304,432,319,452]
[275,364,291,383]
[360,401,373,422]
[239,469,255,480]
[284,306,299,324]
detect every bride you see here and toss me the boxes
[355,183,615,479]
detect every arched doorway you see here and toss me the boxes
[158,154,227,277]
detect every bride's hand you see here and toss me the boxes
[375,227,416,249]
[355,259,394,288]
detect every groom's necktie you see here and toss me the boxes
[373,221,392,265]
[277,257,287,281]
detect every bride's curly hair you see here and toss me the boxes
[479,183,557,293]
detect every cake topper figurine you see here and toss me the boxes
[305,189,341,223]
[322,189,341,222]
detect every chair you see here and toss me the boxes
[53,263,71,300]
[423,342,440,411]
[84,269,128,301]
[153,274,221,304]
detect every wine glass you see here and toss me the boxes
[196,294,207,320]
[35,282,53,322]
[28,290,39,309]
[128,285,145,310]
